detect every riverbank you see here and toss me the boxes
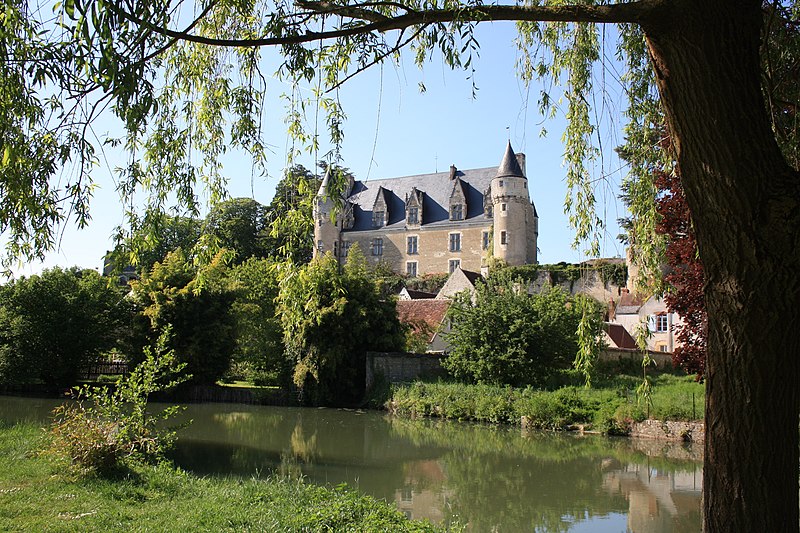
[385,370,704,439]
[0,422,448,532]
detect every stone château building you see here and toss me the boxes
[313,142,539,276]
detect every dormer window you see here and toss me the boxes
[449,177,467,221]
[405,187,424,226]
[342,202,354,229]
[372,187,389,228]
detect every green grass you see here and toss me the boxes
[387,366,704,434]
[0,422,450,532]
[216,380,278,389]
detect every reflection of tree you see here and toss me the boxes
[387,416,701,532]
[290,422,318,463]
[443,452,618,531]
[388,416,701,471]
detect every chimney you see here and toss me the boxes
[449,165,457,180]
[515,153,526,178]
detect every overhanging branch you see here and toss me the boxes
[109,0,662,49]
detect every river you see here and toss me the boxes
[0,396,702,532]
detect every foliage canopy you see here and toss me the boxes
[128,249,237,385]
[0,267,127,389]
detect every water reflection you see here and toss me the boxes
[0,397,702,532]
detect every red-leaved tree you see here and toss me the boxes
[655,170,707,378]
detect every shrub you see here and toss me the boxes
[0,267,128,389]
[443,272,605,387]
[279,249,406,405]
[43,329,189,476]
[127,249,237,386]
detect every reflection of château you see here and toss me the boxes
[603,460,702,532]
[313,142,538,276]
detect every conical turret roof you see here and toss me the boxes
[318,167,332,195]
[495,141,525,179]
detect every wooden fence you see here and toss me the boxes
[81,361,128,380]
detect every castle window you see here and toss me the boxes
[498,180,504,187]
[407,207,419,225]
[372,238,383,256]
[406,261,418,277]
[450,204,463,221]
[449,233,461,252]
[449,259,461,273]
[341,241,352,257]
[372,210,385,228]
[317,240,324,251]
[407,236,418,255]
[500,231,508,245]
[482,231,490,251]
[333,241,339,257]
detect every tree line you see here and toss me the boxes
[0,197,606,406]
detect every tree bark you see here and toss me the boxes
[643,1,800,531]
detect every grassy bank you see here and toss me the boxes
[0,422,448,532]
[387,368,704,435]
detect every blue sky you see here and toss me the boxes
[10,22,629,276]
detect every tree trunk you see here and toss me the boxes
[643,1,800,531]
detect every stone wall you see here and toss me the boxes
[526,268,625,303]
[366,352,447,390]
[630,419,705,443]
[599,347,674,368]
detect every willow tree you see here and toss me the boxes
[2,0,799,530]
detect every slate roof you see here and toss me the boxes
[343,166,498,232]
[496,142,525,179]
[460,269,483,285]
[404,289,437,300]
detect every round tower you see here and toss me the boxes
[313,169,342,259]
[491,142,536,266]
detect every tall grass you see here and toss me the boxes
[0,423,450,532]
[388,370,704,434]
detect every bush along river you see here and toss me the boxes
[0,396,702,532]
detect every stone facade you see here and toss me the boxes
[313,142,538,275]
